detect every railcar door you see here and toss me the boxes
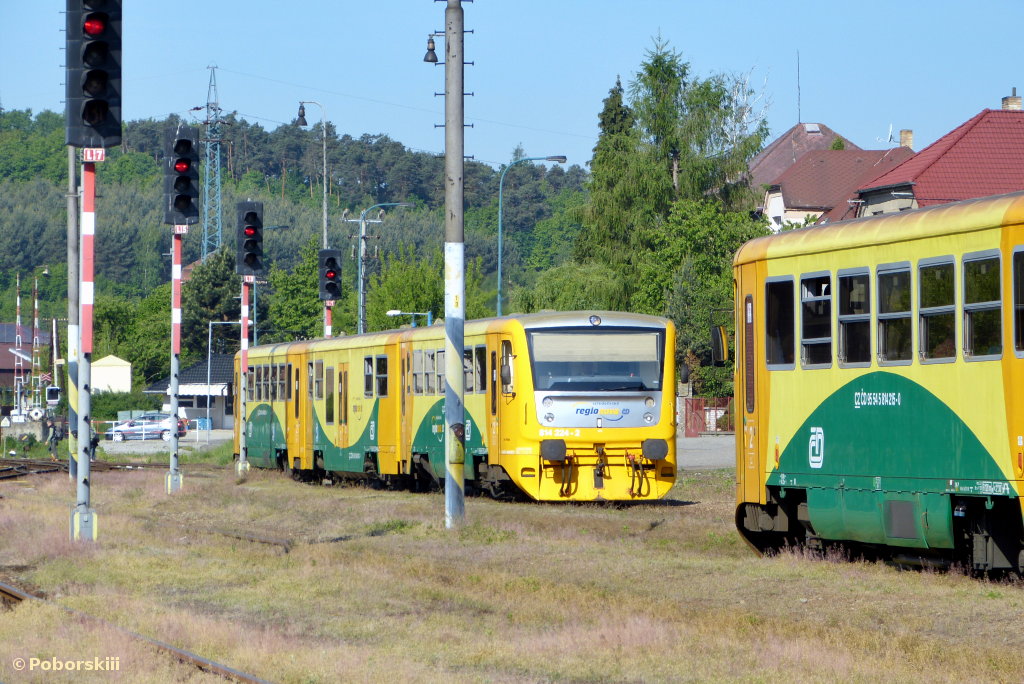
[306,359,315,469]
[737,263,764,504]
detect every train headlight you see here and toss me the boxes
[542,396,553,407]
[544,413,555,423]
[644,397,655,408]
[643,413,654,424]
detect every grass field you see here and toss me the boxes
[1,450,1024,683]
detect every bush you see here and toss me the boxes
[89,390,161,421]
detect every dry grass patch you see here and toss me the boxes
[2,467,1024,682]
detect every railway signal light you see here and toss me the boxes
[163,126,200,225]
[236,201,264,275]
[66,0,123,148]
[318,249,343,301]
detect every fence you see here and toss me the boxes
[681,396,735,438]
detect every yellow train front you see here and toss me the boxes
[234,311,677,502]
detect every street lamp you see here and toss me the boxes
[497,155,566,316]
[298,101,331,334]
[387,309,433,327]
[346,202,412,334]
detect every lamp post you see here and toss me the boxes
[297,101,330,334]
[347,202,411,334]
[386,309,433,327]
[496,155,566,316]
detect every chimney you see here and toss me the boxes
[899,129,913,149]
[1002,87,1022,110]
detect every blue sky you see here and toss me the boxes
[5,1,1024,170]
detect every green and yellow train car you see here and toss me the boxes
[234,311,677,502]
[733,191,1024,571]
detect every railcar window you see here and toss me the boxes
[501,341,514,393]
[964,254,1001,358]
[325,367,335,424]
[341,371,348,425]
[247,366,254,402]
[256,365,264,401]
[376,355,388,397]
[287,363,293,401]
[412,350,424,395]
[475,346,487,393]
[919,260,955,361]
[436,350,445,394]
[308,363,314,399]
[270,365,278,401]
[278,364,286,400]
[878,267,912,363]
[744,295,754,413]
[314,360,324,399]
[363,357,373,397]
[801,274,832,367]
[463,349,475,392]
[425,351,436,394]
[838,271,871,365]
[765,279,795,367]
[1015,251,1024,352]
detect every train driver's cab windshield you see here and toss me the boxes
[528,328,664,391]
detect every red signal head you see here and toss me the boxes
[244,226,257,237]
[325,269,337,279]
[174,159,191,173]
[83,16,105,36]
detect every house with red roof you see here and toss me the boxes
[763,146,915,230]
[748,122,861,193]
[856,90,1024,216]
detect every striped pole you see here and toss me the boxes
[325,302,332,338]
[14,274,23,414]
[72,157,97,541]
[166,226,185,493]
[67,146,80,480]
[443,0,466,527]
[237,277,251,475]
[32,276,40,409]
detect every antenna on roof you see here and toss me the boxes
[796,51,801,123]
[876,123,895,146]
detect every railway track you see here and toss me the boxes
[0,457,225,481]
[0,579,271,683]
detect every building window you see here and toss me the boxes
[964,253,1001,359]
[801,274,832,367]
[838,270,871,366]
[765,279,795,368]
[919,259,955,361]
[878,265,912,363]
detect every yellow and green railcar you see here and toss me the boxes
[234,311,677,502]
[732,191,1024,571]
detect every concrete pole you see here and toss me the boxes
[237,279,251,476]
[443,0,466,527]
[167,228,184,493]
[66,146,80,480]
[72,159,97,541]
[357,212,367,334]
